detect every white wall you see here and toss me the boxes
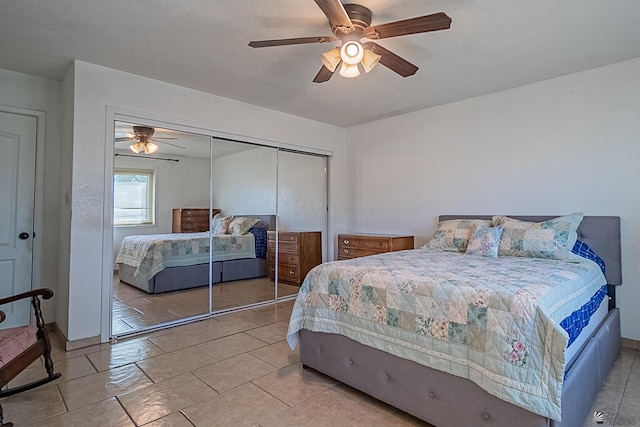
[112,152,211,267]
[276,151,328,236]
[345,58,640,340]
[212,147,277,216]
[212,148,328,237]
[66,61,346,343]
[0,69,62,324]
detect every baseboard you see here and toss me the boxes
[621,338,640,350]
[50,321,101,351]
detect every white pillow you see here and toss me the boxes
[211,213,232,235]
[492,213,583,260]
[228,216,259,235]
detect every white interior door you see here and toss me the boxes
[0,111,37,328]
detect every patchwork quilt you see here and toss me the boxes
[286,248,606,420]
[116,232,256,283]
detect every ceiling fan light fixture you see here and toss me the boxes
[129,141,144,154]
[361,48,381,73]
[144,142,159,154]
[321,48,342,72]
[339,62,360,78]
[340,38,364,65]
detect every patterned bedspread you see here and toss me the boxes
[116,232,256,283]
[286,248,606,420]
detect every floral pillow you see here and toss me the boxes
[211,213,232,235]
[228,216,259,235]
[492,213,584,260]
[465,224,503,258]
[424,219,492,252]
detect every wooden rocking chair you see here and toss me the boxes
[0,288,61,427]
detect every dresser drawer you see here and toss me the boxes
[338,247,382,259]
[337,234,414,261]
[268,265,300,283]
[267,231,299,243]
[267,252,299,266]
[267,241,298,252]
[339,236,390,251]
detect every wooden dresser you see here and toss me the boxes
[172,208,221,233]
[337,233,414,260]
[267,231,322,286]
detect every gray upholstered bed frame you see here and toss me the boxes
[300,215,622,427]
[118,214,276,294]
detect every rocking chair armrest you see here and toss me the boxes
[0,288,54,306]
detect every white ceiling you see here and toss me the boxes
[2,0,639,127]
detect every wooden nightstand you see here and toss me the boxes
[337,233,414,260]
[267,231,322,286]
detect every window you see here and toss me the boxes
[114,169,155,226]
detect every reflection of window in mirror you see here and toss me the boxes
[113,168,156,226]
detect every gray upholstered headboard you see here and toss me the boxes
[438,215,622,286]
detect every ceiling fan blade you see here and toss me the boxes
[363,42,418,77]
[364,12,451,40]
[155,140,187,150]
[249,36,335,48]
[312,65,335,83]
[313,0,354,31]
[115,137,133,142]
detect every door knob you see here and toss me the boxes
[19,232,30,240]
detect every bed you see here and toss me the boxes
[287,215,622,427]
[116,214,275,294]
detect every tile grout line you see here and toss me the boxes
[615,349,638,422]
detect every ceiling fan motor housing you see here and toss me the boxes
[132,126,155,143]
[334,4,371,37]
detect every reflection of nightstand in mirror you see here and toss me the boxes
[267,231,322,286]
[171,208,220,233]
[337,234,414,260]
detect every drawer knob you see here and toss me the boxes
[343,249,349,254]
[343,239,349,244]
[289,270,295,275]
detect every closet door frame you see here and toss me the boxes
[101,107,332,342]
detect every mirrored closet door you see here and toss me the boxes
[112,121,215,335]
[209,139,278,311]
[110,120,328,339]
[273,149,328,298]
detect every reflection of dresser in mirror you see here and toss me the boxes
[172,208,221,233]
[267,231,322,286]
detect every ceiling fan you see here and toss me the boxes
[248,0,451,83]
[115,126,186,154]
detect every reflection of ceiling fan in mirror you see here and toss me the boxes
[115,126,186,154]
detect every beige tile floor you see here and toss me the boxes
[112,275,300,335]
[2,300,639,427]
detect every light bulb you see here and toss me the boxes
[144,142,159,154]
[129,141,143,154]
[339,62,360,78]
[340,40,364,65]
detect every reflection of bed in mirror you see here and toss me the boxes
[116,214,275,294]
